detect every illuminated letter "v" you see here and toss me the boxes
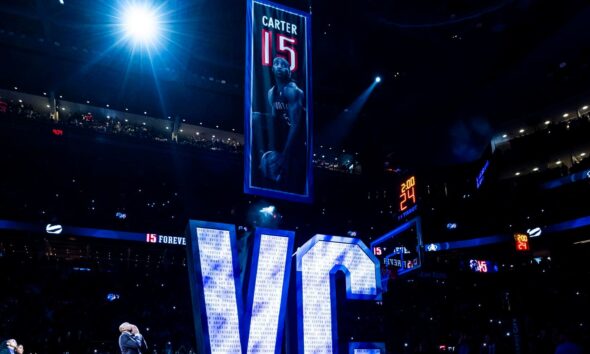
[186,221,294,354]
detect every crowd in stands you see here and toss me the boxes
[0,95,372,240]
[495,108,590,179]
[377,252,589,353]
[1,230,588,354]
[0,94,361,174]
[0,233,196,354]
[0,339,24,354]
[1,91,589,354]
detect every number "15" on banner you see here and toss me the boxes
[262,29,298,71]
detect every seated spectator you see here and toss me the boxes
[0,339,17,354]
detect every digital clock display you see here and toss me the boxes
[514,233,530,251]
[399,176,417,212]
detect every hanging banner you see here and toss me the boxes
[244,0,313,202]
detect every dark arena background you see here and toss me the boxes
[1,0,590,353]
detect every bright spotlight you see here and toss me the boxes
[375,76,382,83]
[120,4,161,47]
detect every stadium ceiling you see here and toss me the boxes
[0,0,589,166]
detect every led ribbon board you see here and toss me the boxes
[297,235,382,354]
[186,221,294,354]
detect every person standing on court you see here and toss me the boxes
[118,322,148,354]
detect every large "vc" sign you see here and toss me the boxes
[185,220,383,354]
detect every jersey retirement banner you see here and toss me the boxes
[244,0,313,203]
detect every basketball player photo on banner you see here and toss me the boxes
[244,0,313,203]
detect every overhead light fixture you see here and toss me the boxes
[556,160,562,165]
[515,172,521,176]
[582,106,589,110]
[519,129,525,133]
[502,134,508,138]
[120,3,162,48]
[532,167,539,172]
[563,113,569,118]
[544,120,551,125]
